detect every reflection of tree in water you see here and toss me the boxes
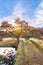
[0,55,15,65]
[0,48,16,65]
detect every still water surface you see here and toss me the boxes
[0,47,16,65]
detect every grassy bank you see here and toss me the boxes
[0,38,17,47]
[14,39,36,65]
[29,38,43,53]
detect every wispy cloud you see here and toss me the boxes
[0,0,43,27]
[0,0,26,25]
[12,0,43,27]
[13,0,25,19]
[31,1,43,27]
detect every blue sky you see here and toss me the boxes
[0,0,43,27]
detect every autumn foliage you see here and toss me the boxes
[0,17,43,38]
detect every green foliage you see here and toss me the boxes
[25,32,33,39]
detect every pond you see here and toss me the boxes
[0,47,16,65]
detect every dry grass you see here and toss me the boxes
[0,38,17,47]
[14,40,24,65]
[29,38,43,53]
[15,39,40,65]
[14,38,43,65]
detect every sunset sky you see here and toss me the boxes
[0,0,43,27]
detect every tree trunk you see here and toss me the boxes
[17,37,19,45]
[15,37,19,50]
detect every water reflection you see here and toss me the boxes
[0,47,16,65]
